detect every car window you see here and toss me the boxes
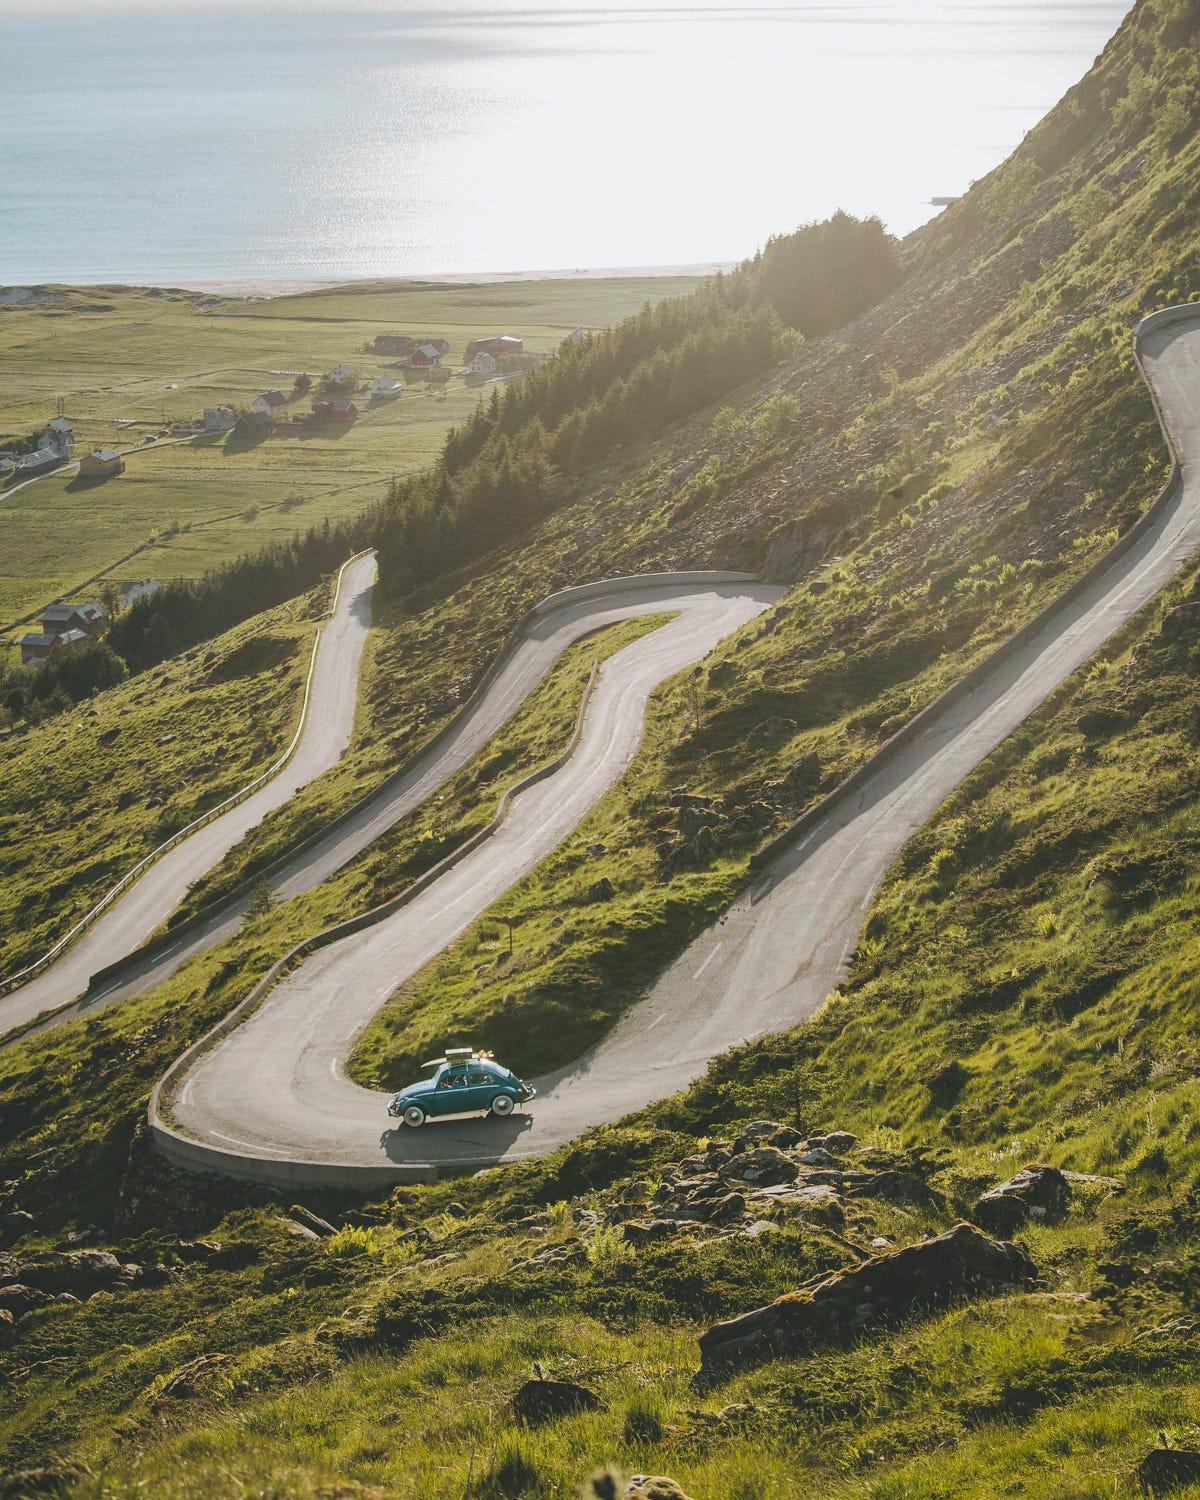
[467,1071,490,1085]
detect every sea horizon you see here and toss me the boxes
[1,1,1132,287]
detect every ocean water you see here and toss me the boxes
[0,1,1132,285]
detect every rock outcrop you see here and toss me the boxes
[1135,1445,1200,1494]
[697,1222,1037,1379]
[512,1377,602,1425]
[972,1165,1072,1234]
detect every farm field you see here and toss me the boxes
[0,275,702,630]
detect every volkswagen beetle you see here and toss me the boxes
[387,1048,535,1127]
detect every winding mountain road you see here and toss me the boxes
[156,305,1200,1188]
[2,572,773,1039]
[0,553,378,1037]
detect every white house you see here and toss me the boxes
[253,391,288,422]
[202,405,236,433]
[120,578,162,609]
[13,417,74,475]
[467,350,498,377]
[370,374,402,397]
[328,363,356,386]
[43,416,75,459]
[567,327,590,344]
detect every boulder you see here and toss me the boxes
[0,1464,92,1498]
[807,1131,858,1154]
[783,751,821,787]
[697,1222,1037,1379]
[173,1239,260,1269]
[289,1205,337,1238]
[0,1211,34,1247]
[0,1285,50,1319]
[973,1165,1072,1234]
[1135,1446,1200,1494]
[626,1480,694,1500]
[732,1120,803,1152]
[1159,602,1200,640]
[847,1169,942,1208]
[16,1251,131,1297]
[617,1220,680,1246]
[757,1184,845,1226]
[720,1146,799,1187]
[511,1377,602,1426]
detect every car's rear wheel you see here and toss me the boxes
[402,1104,427,1128]
[490,1093,515,1117]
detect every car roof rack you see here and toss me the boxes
[421,1046,497,1069]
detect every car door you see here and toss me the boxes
[465,1069,497,1113]
[432,1068,468,1116]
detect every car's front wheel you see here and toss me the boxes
[402,1104,427,1128]
[490,1093,515,1117]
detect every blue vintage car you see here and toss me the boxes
[387,1049,536,1127]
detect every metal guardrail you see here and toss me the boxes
[0,550,372,998]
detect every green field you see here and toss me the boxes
[0,276,701,630]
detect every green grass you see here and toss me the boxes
[0,584,326,976]
[0,276,701,627]
[4,3,1200,1494]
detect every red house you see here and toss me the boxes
[312,399,358,424]
[409,342,444,369]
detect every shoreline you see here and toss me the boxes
[3,263,732,303]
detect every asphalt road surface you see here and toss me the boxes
[3,575,773,1039]
[164,310,1200,1185]
[0,552,377,1036]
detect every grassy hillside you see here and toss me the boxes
[2,1,1200,1495]
[0,276,699,631]
[0,586,327,978]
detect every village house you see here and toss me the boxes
[370,373,402,398]
[567,327,589,344]
[19,598,108,668]
[252,390,289,424]
[13,416,76,475]
[43,416,75,457]
[78,448,125,479]
[409,343,444,370]
[120,578,162,609]
[41,601,108,637]
[371,333,415,356]
[327,363,356,386]
[202,405,236,433]
[312,398,358,424]
[467,350,498,377]
[20,627,87,668]
[465,334,524,360]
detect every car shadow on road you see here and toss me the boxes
[378,1110,534,1165]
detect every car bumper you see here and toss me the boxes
[518,1084,536,1102]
